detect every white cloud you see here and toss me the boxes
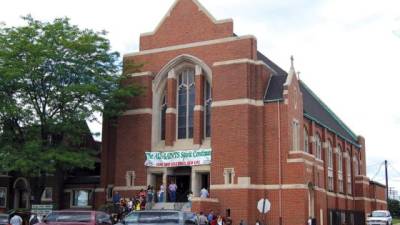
[1,0,400,190]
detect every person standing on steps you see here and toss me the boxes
[168,181,177,202]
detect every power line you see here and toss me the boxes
[371,161,384,181]
[388,162,400,178]
[367,161,384,169]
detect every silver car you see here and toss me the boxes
[366,210,392,225]
[0,214,9,225]
[119,210,198,225]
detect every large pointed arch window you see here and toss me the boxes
[177,68,195,139]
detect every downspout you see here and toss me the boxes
[278,101,283,225]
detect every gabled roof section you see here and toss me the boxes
[300,81,359,144]
[258,51,288,102]
[139,0,234,50]
[141,0,232,37]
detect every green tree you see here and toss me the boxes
[0,16,141,176]
[388,199,400,218]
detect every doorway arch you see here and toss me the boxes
[13,177,31,209]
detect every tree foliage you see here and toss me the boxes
[0,16,141,176]
[389,199,400,218]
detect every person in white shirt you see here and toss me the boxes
[168,181,177,202]
[307,217,312,225]
[159,183,165,202]
[200,187,209,198]
[127,198,133,211]
[10,214,23,225]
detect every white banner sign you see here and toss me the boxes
[145,149,212,167]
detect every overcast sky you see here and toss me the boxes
[1,0,400,193]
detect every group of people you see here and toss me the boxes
[9,213,42,225]
[112,186,157,214]
[113,182,210,207]
[197,210,232,225]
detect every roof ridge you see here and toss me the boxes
[299,80,358,141]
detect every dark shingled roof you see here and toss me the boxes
[259,51,359,145]
[264,75,287,102]
[300,82,359,144]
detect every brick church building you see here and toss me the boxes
[96,0,387,224]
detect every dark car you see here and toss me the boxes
[38,210,112,225]
[0,214,9,225]
[120,210,198,225]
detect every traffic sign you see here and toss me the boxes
[257,198,271,214]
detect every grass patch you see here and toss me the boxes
[393,217,400,224]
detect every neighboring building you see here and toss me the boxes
[93,0,386,224]
[0,122,100,212]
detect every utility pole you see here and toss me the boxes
[385,160,389,204]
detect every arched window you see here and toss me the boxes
[327,141,334,191]
[304,127,309,153]
[204,81,212,138]
[177,68,195,139]
[337,145,343,193]
[292,120,300,151]
[316,135,322,160]
[160,94,167,140]
[354,157,360,176]
[346,149,352,194]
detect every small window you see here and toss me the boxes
[346,155,352,194]
[327,141,334,191]
[0,187,6,208]
[292,120,300,151]
[354,158,360,176]
[72,190,92,207]
[337,147,343,193]
[41,187,53,202]
[315,135,322,159]
[126,171,136,187]
[106,186,113,202]
[224,168,235,185]
[304,127,309,153]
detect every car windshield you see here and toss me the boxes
[125,212,180,224]
[0,215,8,223]
[46,212,91,223]
[371,211,387,217]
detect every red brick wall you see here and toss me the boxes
[139,0,233,50]
[98,1,387,224]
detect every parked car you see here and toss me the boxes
[119,210,198,225]
[366,210,392,225]
[39,210,112,225]
[0,214,9,225]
